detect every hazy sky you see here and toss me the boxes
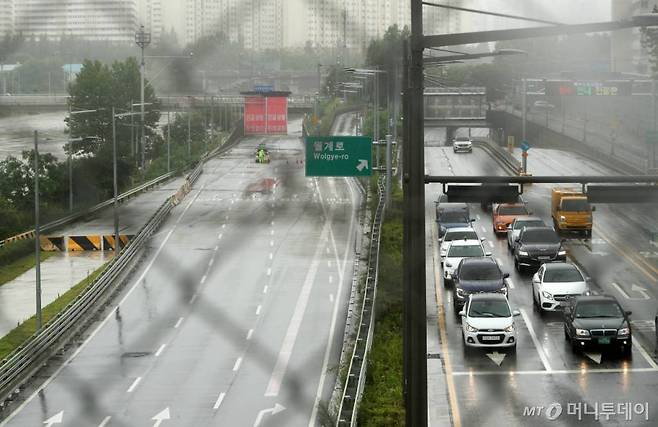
[160,0,612,47]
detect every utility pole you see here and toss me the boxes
[68,103,72,212]
[522,78,527,141]
[135,26,151,169]
[34,131,42,330]
[374,71,379,167]
[386,134,393,207]
[112,108,120,254]
[167,111,171,172]
[187,103,192,158]
[404,1,427,425]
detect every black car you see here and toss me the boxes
[513,226,566,272]
[563,295,632,355]
[453,257,509,311]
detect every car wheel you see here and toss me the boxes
[564,325,570,341]
[509,344,517,353]
[622,344,632,357]
[514,257,522,273]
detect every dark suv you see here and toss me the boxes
[563,295,632,355]
[512,226,566,272]
[453,257,509,311]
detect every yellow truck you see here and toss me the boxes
[551,188,593,236]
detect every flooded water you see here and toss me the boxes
[0,111,68,161]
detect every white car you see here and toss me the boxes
[439,227,483,258]
[452,136,473,153]
[460,293,520,351]
[532,262,588,312]
[443,239,490,286]
[506,216,545,250]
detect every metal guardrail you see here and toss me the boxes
[336,176,386,426]
[0,119,243,406]
[0,170,178,248]
[472,139,521,175]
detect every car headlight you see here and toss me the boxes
[465,323,478,333]
[576,328,590,337]
[518,250,528,256]
[560,215,566,221]
[541,291,553,300]
[456,288,466,298]
[500,286,508,296]
[504,324,515,333]
[618,327,630,336]
[558,250,566,256]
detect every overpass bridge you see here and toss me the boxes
[0,94,315,113]
[424,86,492,139]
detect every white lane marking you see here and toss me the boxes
[190,294,198,304]
[127,377,142,393]
[263,285,269,294]
[214,245,219,251]
[265,220,330,397]
[271,221,274,226]
[309,177,358,426]
[267,268,272,276]
[0,187,205,427]
[270,240,274,247]
[329,275,333,284]
[200,275,207,284]
[246,329,254,340]
[174,317,184,329]
[213,392,226,410]
[452,367,658,376]
[488,241,494,248]
[218,233,223,239]
[633,338,658,369]
[256,305,262,315]
[222,224,226,229]
[155,344,166,357]
[271,230,274,235]
[233,357,243,371]
[329,294,334,303]
[98,416,111,427]
[520,309,552,372]
[269,253,273,260]
[208,258,214,267]
[328,260,332,268]
[611,282,631,299]
[480,226,486,233]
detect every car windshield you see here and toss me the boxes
[514,220,544,230]
[455,137,470,141]
[575,302,623,318]
[444,231,478,242]
[562,199,590,211]
[498,206,528,216]
[439,211,469,223]
[448,245,484,257]
[544,267,583,283]
[460,263,501,280]
[468,300,511,318]
[521,229,559,244]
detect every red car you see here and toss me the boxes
[492,203,530,234]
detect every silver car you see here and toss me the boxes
[443,239,491,286]
[439,226,483,258]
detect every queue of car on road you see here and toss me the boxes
[437,197,634,356]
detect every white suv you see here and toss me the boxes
[443,239,490,286]
[532,262,588,312]
[452,136,473,153]
[460,293,520,351]
[439,227,483,259]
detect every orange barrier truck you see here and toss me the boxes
[551,188,593,236]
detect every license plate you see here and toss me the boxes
[538,256,551,261]
[598,337,611,345]
[481,336,498,341]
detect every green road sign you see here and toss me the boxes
[305,136,372,177]
[646,131,658,145]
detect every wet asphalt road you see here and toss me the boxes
[425,127,658,427]
[0,118,360,427]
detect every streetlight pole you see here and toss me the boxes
[135,26,151,169]
[112,107,120,254]
[187,103,192,158]
[167,111,171,172]
[34,131,42,330]
[67,108,98,212]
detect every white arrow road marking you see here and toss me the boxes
[584,352,602,364]
[151,408,170,427]
[43,411,63,426]
[631,284,651,300]
[356,159,369,171]
[486,351,506,366]
[612,282,651,300]
[253,404,286,427]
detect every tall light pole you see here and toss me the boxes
[34,131,42,330]
[135,26,151,169]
